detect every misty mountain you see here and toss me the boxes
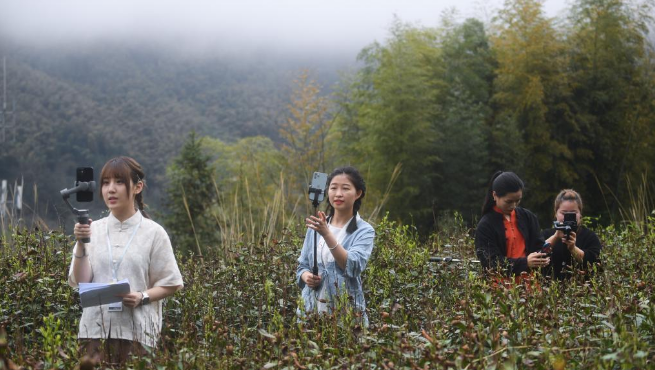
[0,42,350,225]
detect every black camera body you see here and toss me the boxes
[553,212,577,239]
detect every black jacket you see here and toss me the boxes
[475,207,545,276]
[541,226,602,279]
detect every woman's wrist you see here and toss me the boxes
[74,246,88,258]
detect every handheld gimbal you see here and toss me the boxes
[429,256,480,264]
[308,172,328,277]
[60,181,96,243]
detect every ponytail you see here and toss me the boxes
[481,171,524,215]
[135,191,151,219]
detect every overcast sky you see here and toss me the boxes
[1,0,571,58]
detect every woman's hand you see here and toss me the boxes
[562,231,577,252]
[119,291,143,308]
[301,271,322,289]
[562,231,584,261]
[73,220,93,243]
[527,252,550,268]
[306,211,329,238]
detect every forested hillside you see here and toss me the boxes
[1,0,655,234]
[0,42,345,223]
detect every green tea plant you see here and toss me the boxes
[1,215,654,369]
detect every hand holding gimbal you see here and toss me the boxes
[308,172,328,277]
[61,167,96,243]
[553,212,577,240]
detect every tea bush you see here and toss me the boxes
[1,217,654,369]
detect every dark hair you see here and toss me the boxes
[325,166,366,234]
[99,156,150,219]
[554,189,583,215]
[481,171,524,215]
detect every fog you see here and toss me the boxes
[1,0,571,59]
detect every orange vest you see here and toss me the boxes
[493,206,526,258]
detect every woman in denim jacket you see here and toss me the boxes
[296,167,375,326]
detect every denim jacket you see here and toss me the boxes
[296,215,375,325]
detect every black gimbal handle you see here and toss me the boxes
[61,181,95,244]
[308,188,323,280]
[311,201,319,277]
[77,210,91,243]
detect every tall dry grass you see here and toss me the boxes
[599,172,655,233]
[204,165,404,260]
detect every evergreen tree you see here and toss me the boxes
[164,131,217,255]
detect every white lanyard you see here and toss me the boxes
[106,213,143,282]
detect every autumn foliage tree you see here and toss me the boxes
[278,71,332,212]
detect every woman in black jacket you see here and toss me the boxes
[475,171,549,276]
[542,189,602,279]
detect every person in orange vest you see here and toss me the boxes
[475,171,549,277]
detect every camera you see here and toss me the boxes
[553,212,577,239]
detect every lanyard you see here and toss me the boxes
[106,213,143,282]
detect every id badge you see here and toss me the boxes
[108,279,122,312]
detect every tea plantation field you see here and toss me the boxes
[1,219,654,369]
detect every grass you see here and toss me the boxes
[1,213,654,369]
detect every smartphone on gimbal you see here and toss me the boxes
[563,212,577,225]
[308,172,327,204]
[76,167,94,202]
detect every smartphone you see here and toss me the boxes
[563,212,577,224]
[309,172,328,203]
[76,167,94,202]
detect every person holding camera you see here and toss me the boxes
[68,157,183,364]
[475,171,549,277]
[541,189,602,279]
[296,166,375,326]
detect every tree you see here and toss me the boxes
[333,20,443,227]
[202,135,287,245]
[278,70,332,212]
[164,131,217,255]
[566,0,655,218]
[434,18,496,222]
[491,0,576,217]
